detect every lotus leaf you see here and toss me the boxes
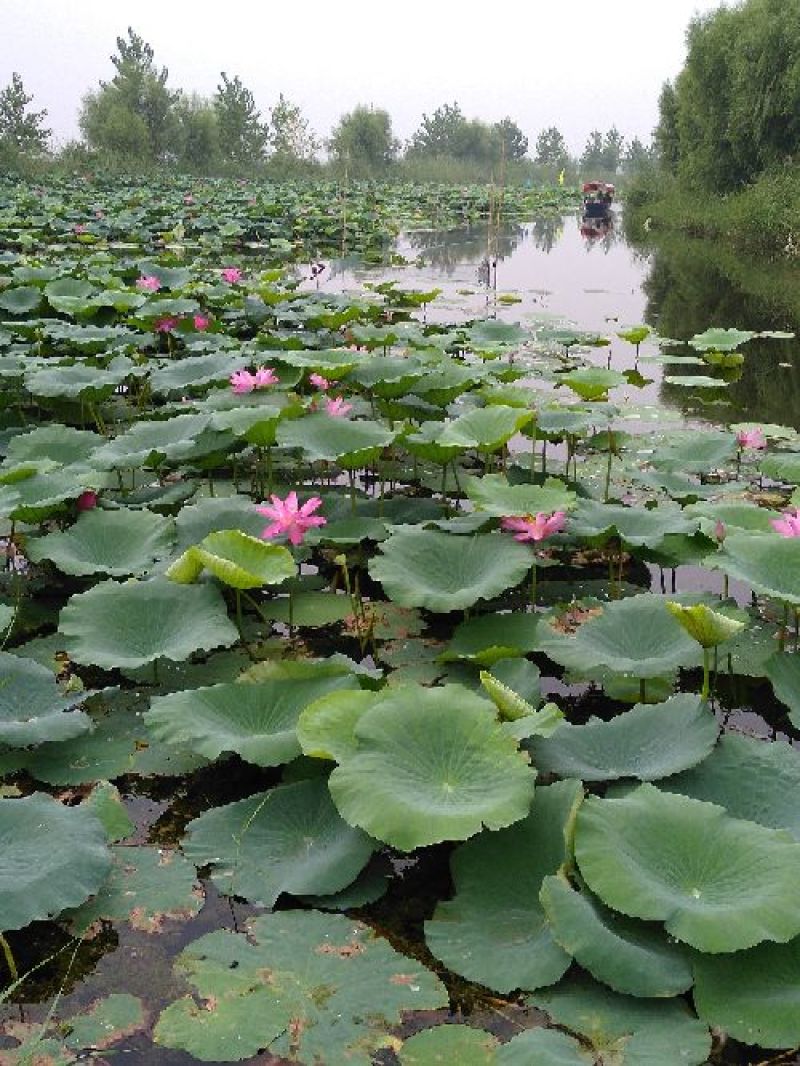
[154,910,447,1062]
[560,367,628,401]
[528,694,717,781]
[760,450,800,483]
[399,1025,499,1064]
[423,780,581,991]
[689,327,755,351]
[166,529,295,589]
[661,733,800,840]
[258,590,356,627]
[60,578,239,669]
[441,612,541,665]
[464,474,576,517]
[569,500,695,547]
[0,285,42,314]
[277,411,395,467]
[575,784,800,952]
[85,780,135,841]
[146,674,359,766]
[437,406,534,452]
[44,278,96,314]
[64,994,147,1052]
[765,652,800,728]
[27,507,174,577]
[66,845,202,934]
[481,673,562,734]
[528,977,711,1066]
[4,425,103,468]
[0,650,92,746]
[174,494,266,551]
[538,594,701,678]
[183,777,376,906]
[495,1027,594,1065]
[712,533,800,605]
[0,467,87,522]
[369,528,532,612]
[693,937,800,1047]
[297,689,378,761]
[0,793,111,931]
[651,430,736,472]
[90,413,217,470]
[540,875,693,997]
[329,684,536,850]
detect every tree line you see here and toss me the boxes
[1,27,654,178]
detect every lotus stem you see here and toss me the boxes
[723,574,729,600]
[530,558,538,609]
[0,933,18,983]
[640,679,646,702]
[780,602,789,653]
[348,470,357,516]
[604,441,613,503]
[441,464,449,517]
[701,647,711,700]
[235,590,244,640]
[266,446,273,497]
[152,658,160,686]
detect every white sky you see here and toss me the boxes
[2,0,725,155]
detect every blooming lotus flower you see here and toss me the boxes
[253,366,279,388]
[325,396,353,417]
[501,511,567,543]
[257,492,326,545]
[714,519,727,544]
[221,267,243,284]
[193,313,210,331]
[136,274,162,292]
[736,427,766,450]
[230,369,257,394]
[77,490,98,511]
[183,194,194,205]
[154,316,179,333]
[771,508,800,537]
[309,373,330,391]
[73,223,87,234]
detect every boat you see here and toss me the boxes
[581,180,614,220]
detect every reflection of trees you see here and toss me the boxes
[530,215,564,253]
[403,223,525,275]
[636,234,800,427]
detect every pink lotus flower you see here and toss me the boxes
[193,313,211,331]
[309,373,330,391]
[736,427,766,450]
[154,316,179,333]
[77,490,98,511]
[73,223,87,235]
[714,519,727,544]
[221,267,243,284]
[325,396,353,417]
[771,509,800,537]
[230,369,257,394]
[253,366,279,388]
[136,274,161,292]
[257,492,326,546]
[501,511,567,543]
[183,194,195,205]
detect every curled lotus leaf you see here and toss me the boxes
[665,601,746,648]
[329,684,536,851]
[575,784,800,953]
[0,793,111,931]
[166,529,295,589]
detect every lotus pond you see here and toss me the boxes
[3,177,800,1065]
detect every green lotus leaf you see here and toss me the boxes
[424,780,581,992]
[329,684,536,851]
[575,784,800,952]
[210,403,285,446]
[369,529,532,612]
[166,529,295,589]
[495,1027,594,1065]
[689,326,755,351]
[664,374,729,388]
[665,600,746,647]
[661,733,800,840]
[0,466,87,522]
[145,674,359,766]
[538,594,701,679]
[438,406,534,452]
[45,278,96,314]
[259,590,356,627]
[25,359,134,400]
[136,262,193,289]
[0,793,111,931]
[569,500,695,547]
[297,689,379,761]
[150,352,247,394]
[528,977,711,1065]
[64,994,147,1052]
[4,425,103,468]
[60,578,239,669]
[559,367,628,401]
[154,911,447,1063]
[480,672,562,736]
[464,474,576,517]
[536,407,597,439]
[765,652,800,728]
[693,937,800,1048]
[174,494,265,552]
[66,845,202,935]
[27,507,174,577]
[528,694,718,781]
[712,533,800,606]
[0,285,42,314]
[484,656,542,706]
[404,420,467,463]
[183,778,376,907]
[469,319,528,349]
[277,411,395,468]
[276,347,368,376]
[540,874,694,997]
[299,861,390,910]
[651,430,736,472]
[0,650,93,747]
[760,451,800,483]
[85,780,135,842]
[685,500,781,535]
[139,296,199,318]
[441,611,541,665]
[399,1025,499,1064]
[90,413,218,470]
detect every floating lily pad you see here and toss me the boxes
[154,911,448,1063]
[0,793,111,931]
[183,777,376,907]
[496,1028,594,1065]
[27,507,174,577]
[329,684,536,851]
[575,784,800,952]
[369,529,532,612]
[424,780,581,992]
[64,993,147,1052]
[399,1025,499,1064]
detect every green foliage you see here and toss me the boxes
[534,126,570,168]
[580,126,625,173]
[328,105,399,174]
[0,72,50,155]
[269,92,319,162]
[214,72,268,165]
[408,102,528,165]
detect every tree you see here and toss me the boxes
[175,94,220,171]
[0,73,50,154]
[580,127,625,173]
[269,94,318,162]
[492,117,528,162]
[328,106,398,173]
[534,126,569,168]
[623,136,656,174]
[654,81,680,173]
[214,73,268,166]
[80,28,178,162]
[408,102,467,157]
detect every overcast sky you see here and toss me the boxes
[2,0,725,154]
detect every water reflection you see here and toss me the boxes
[401,223,525,274]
